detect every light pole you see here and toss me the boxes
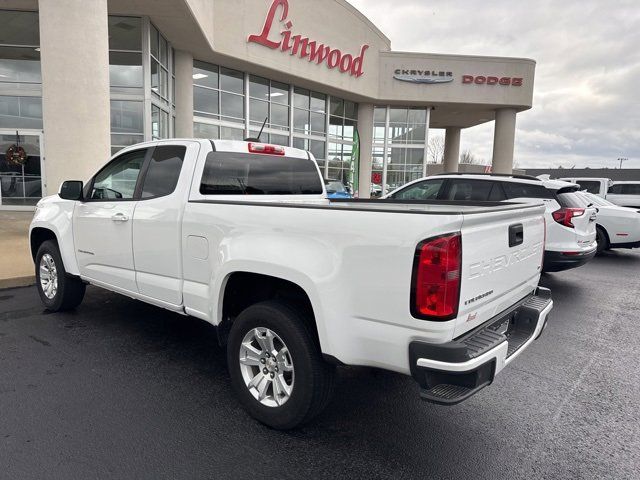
[618,157,628,169]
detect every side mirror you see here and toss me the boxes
[59,180,84,201]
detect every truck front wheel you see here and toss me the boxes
[35,240,86,312]
[226,300,335,429]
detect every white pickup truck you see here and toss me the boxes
[30,139,553,429]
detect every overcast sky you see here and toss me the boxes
[349,0,640,169]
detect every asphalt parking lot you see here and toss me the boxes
[1,251,639,479]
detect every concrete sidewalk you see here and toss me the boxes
[0,211,35,289]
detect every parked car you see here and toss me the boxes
[576,191,640,253]
[30,140,552,429]
[324,179,352,199]
[559,177,612,198]
[606,181,640,208]
[386,173,598,272]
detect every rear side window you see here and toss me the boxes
[608,184,623,194]
[556,191,590,208]
[621,184,640,195]
[445,179,505,201]
[392,179,444,200]
[140,145,186,199]
[502,182,554,200]
[200,152,323,195]
[575,180,601,194]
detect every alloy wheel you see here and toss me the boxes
[239,327,295,407]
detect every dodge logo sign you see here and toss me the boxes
[462,75,523,86]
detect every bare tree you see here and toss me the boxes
[459,149,478,164]
[427,136,445,164]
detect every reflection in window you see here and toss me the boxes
[108,17,141,50]
[249,75,289,130]
[151,104,169,140]
[0,96,42,129]
[0,11,39,46]
[109,52,143,88]
[110,100,143,134]
[0,46,41,84]
[194,122,219,139]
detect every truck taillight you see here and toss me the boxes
[411,233,461,321]
[248,143,285,155]
[551,208,584,228]
[542,217,546,269]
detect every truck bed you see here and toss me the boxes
[190,197,543,216]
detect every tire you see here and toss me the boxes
[226,300,335,430]
[35,240,86,312]
[596,226,609,254]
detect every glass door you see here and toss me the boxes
[0,131,43,208]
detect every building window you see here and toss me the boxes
[108,16,144,152]
[108,17,143,95]
[193,61,245,125]
[249,75,289,131]
[372,106,430,196]
[150,23,170,102]
[110,100,143,154]
[192,60,359,191]
[108,17,175,151]
[148,23,174,140]
[0,10,42,207]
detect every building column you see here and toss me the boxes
[174,50,194,138]
[443,127,461,173]
[39,0,110,195]
[492,108,517,174]
[357,103,374,199]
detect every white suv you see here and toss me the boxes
[386,173,598,272]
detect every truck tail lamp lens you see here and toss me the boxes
[552,208,585,228]
[411,233,461,321]
[248,143,285,155]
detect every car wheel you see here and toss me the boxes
[35,240,86,311]
[596,226,609,254]
[227,300,335,430]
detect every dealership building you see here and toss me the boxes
[0,0,535,208]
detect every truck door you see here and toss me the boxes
[73,148,149,292]
[132,142,195,305]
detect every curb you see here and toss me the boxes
[0,275,36,290]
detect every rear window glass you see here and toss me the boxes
[502,182,554,199]
[574,180,601,194]
[556,191,591,208]
[200,152,323,195]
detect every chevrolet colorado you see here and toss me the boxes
[30,139,552,429]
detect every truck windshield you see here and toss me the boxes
[200,152,323,195]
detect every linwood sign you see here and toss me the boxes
[248,0,369,78]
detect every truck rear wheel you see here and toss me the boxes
[226,300,335,429]
[35,240,86,312]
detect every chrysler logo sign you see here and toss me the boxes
[393,69,453,84]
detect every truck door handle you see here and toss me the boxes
[509,224,524,247]
[111,213,129,222]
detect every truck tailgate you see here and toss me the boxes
[454,203,546,337]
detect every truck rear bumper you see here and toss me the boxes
[409,287,553,405]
